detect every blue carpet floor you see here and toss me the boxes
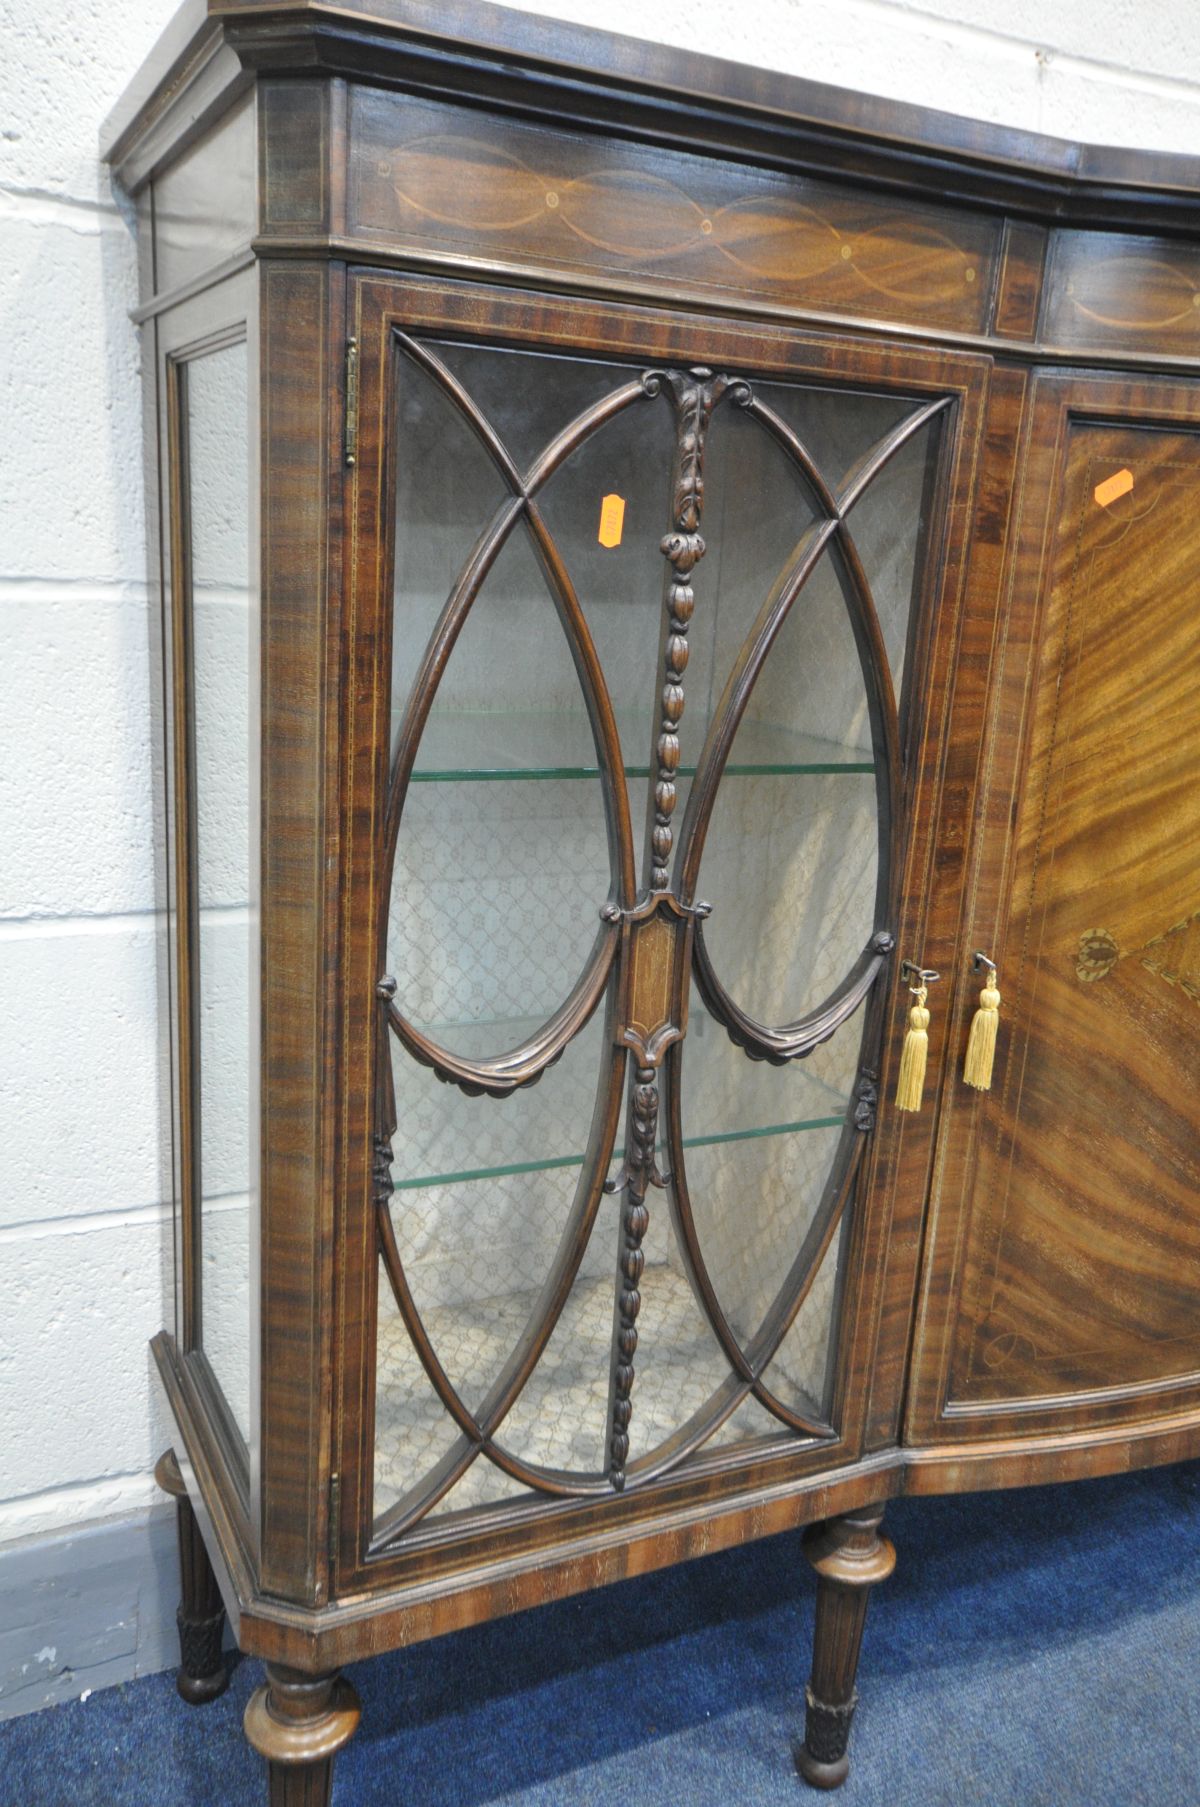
[6,1460,1200,1806]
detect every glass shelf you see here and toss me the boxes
[399,709,874,784]
[392,1114,847,1195]
[390,1009,850,1193]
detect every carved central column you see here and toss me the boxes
[602,366,742,1491]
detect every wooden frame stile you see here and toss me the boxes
[849,330,1002,1462]
[334,267,993,1614]
[163,333,199,1364]
[906,366,1200,1469]
[254,252,348,1607]
[334,259,393,1601]
[884,356,1034,1464]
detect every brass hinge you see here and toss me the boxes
[344,337,359,466]
[328,1472,341,1574]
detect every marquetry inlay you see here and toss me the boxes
[349,90,1000,335]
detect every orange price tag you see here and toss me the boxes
[598,493,626,548]
[1094,468,1134,508]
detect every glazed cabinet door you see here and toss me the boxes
[336,274,987,1584]
[909,372,1200,1450]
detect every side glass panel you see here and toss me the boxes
[374,331,945,1533]
[182,341,256,1448]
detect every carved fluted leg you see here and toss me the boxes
[244,1665,361,1807]
[796,1502,895,1790]
[155,1447,229,1705]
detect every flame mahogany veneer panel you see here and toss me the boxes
[943,412,1200,1412]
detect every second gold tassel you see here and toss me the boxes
[963,959,1001,1091]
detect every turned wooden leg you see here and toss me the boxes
[244,1664,361,1806]
[155,1447,229,1705]
[795,1501,895,1790]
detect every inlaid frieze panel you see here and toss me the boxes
[350,90,999,335]
[1042,231,1200,356]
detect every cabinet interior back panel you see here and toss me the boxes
[950,418,1200,1405]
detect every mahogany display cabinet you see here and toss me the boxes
[103,4,1200,1798]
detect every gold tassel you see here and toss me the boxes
[963,971,1001,1091]
[894,984,930,1113]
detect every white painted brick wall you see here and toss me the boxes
[1,0,186,1587]
[2,0,1198,1707]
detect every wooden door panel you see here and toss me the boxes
[910,376,1200,1440]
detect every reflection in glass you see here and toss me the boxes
[700,766,879,1028]
[391,349,509,752]
[679,980,862,1367]
[683,398,820,775]
[695,411,938,1025]
[760,1225,848,1420]
[707,1229,847,1446]
[839,416,939,693]
[389,773,609,1064]
[375,1257,462,1521]
[381,1012,611,1415]
[186,340,255,1446]
[427,1458,530,1520]
[744,381,938,696]
[488,1181,621,1480]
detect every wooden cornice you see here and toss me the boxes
[104,0,1200,233]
